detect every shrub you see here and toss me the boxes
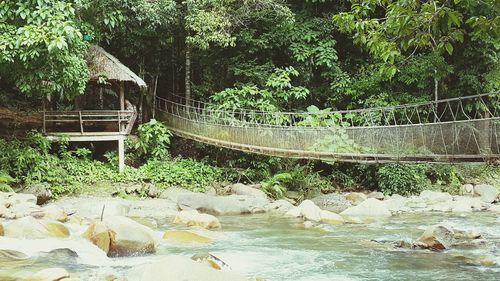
[134,119,172,160]
[141,158,224,192]
[377,164,428,196]
[0,171,14,192]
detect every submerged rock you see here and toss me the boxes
[173,210,221,229]
[4,216,69,239]
[474,184,499,203]
[340,198,391,217]
[130,255,248,281]
[82,216,157,257]
[29,267,69,281]
[163,230,212,244]
[230,183,268,199]
[177,193,269,215]
[489,204,500,213]
[191,252,230,270]
[416,224,454,251]
[453,229,481,240]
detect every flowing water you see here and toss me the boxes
[0,212,499,281]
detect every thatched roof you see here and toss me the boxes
[86,45,147,89]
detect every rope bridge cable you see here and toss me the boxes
[155,92,500,163]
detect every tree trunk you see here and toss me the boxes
[185,45,191,104]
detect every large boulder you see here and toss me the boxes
[474,184,499,203]
[82,216,157,257]
[177,193,269,215]
[320,210,344,225]
[345,192,367,205]
[159,187,195,203]
[453,196,483,210]
[285,200,322,222]
[383,194,408,213]
[310,193,352,213]
[5,192,37,206]
[3,216,69,239]
[451,200,472,213]
[230,183,268,199]
[460,184,474,196]
[55,197,130,219]
[340,198,391,217]
[130,255,248,281]
[265,200,294,214]
[419,190,452,205]
[367,191,385,200]
[416,224,454,251]
[41,204,68,222]
[21,183,53,205]
[173,210,221,229]
[29,267,70,281]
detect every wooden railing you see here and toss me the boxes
[42,110,137,135]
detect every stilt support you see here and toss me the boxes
[118,137,125,172]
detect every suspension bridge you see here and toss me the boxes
[156,92,500,163]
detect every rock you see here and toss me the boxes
[405,196,427,209]
[177,193,269,215]
[146,184,161,198]
[22,183,53,205]
[478,257,497,266]
[0,222,3,236]
[451,200,472,213]
[6,193,37,205]
[419,190,452,205]
[416,224,454,251]
[0,249,30,262]
[340,198,391,217]
[460,184,474,195]
[41,204,68,222]
[310,193,352,213]
[163,230,212,244]
[285,200,322,222]
[431,201,452,212]
[295,221,315,229]
[159,187,195,203]
[320,210,344,225]
[230,183,268,199]
[10,201,42,219]
[4,217,69,239]
[265,200,294,214]
[383,195,408,213]
[30,268,69,281]
[453,229,481,240]
[205,186,217,196]
[345,192,367,205]
[367,191,385,200]
[474,184,499,203]
[489,204,500,213]
[453,196,483,210]
[82,216,157,257]
[131,255,248,281]
[173,210,221,229]
[191,252,229,270]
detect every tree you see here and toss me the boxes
[333,0,499,101]
[0,0,89,98]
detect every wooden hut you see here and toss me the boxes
[43,45,147,171]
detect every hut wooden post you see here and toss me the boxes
[119,81,125,132]
[118,136,125,172]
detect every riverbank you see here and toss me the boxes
[0,184,499,280]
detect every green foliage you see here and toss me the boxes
[261,172,292,199]
[0,171,14,192]
[134,119,172,160]
[377,164,428,196]
[0,0,89,98]
[141,158,224,192]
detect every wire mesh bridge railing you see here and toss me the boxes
[156,92,500,163]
